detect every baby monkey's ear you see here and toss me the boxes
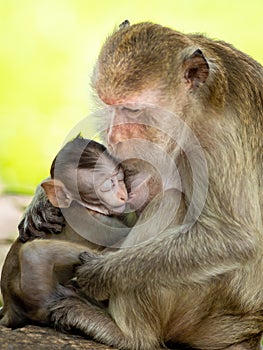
[41,179,73,208]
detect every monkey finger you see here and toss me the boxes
[79,251,99,264]
[47,213,65,225]
[18,218,51,241]
[18,217,30,242]
[40,206,65,226]
[39,222,65,234]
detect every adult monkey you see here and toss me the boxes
[18,21,263,349]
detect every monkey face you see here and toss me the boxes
[95,167,128,214]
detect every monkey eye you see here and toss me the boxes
[121,106,141,117]
[122,107,140,112]
[100,178,113,192]
[117,170,124,181]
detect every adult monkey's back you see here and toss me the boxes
[20,22,263,349]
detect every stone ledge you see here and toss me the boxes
[0,325,116,349]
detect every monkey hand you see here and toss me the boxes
[76,251,111,301]
[18,184,65,242]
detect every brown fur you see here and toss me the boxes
[58,22,263,349]
[11,22,263,349]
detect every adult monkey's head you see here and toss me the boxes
[91,21,223,160]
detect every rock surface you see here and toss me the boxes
[0,325,116,349]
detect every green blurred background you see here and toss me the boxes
[1,0,263,195]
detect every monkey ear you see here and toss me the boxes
[41,179,73,208]
[183,49,209,88]
[119,19,130,30]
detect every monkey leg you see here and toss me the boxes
[108,293,165,350]
[49,296,134,350]
[186,313,263,350]
[166,334,263,350]
[225,334,263,349]
[19,240,85,300]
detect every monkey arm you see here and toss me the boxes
[76,189,259,299]
[18,182,65,242]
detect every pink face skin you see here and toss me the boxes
[96,167,128,214]
[78,164,128,215]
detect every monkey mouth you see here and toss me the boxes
[127,191,148,212]
[127,191,140,202]
[108,204,127,215]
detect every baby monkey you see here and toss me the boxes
[46,135,128,215]
[0,135,132,328]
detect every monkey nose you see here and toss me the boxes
[107,125,131,145]
[119,189,128,202]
